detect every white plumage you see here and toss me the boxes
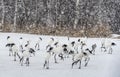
[22,46,30,57]
[101,38,115,54]
[44,52,52,61]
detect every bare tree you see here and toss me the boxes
[0,0,5,31]
[13,0,18,32]
[73,0,79,29]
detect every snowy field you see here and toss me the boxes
[0,33,120,77]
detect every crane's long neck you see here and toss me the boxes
[87,49,93,54]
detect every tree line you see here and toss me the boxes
[0,0,120,36]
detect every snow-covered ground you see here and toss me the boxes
[0,33,120,77]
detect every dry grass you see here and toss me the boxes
[1,24,112,37]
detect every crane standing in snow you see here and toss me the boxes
[20,44,31,66]
[101,38,116,54]
[72,48,93,69]
[35,37,42,50]
[6,36,15,56]
[43,47,53,69]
